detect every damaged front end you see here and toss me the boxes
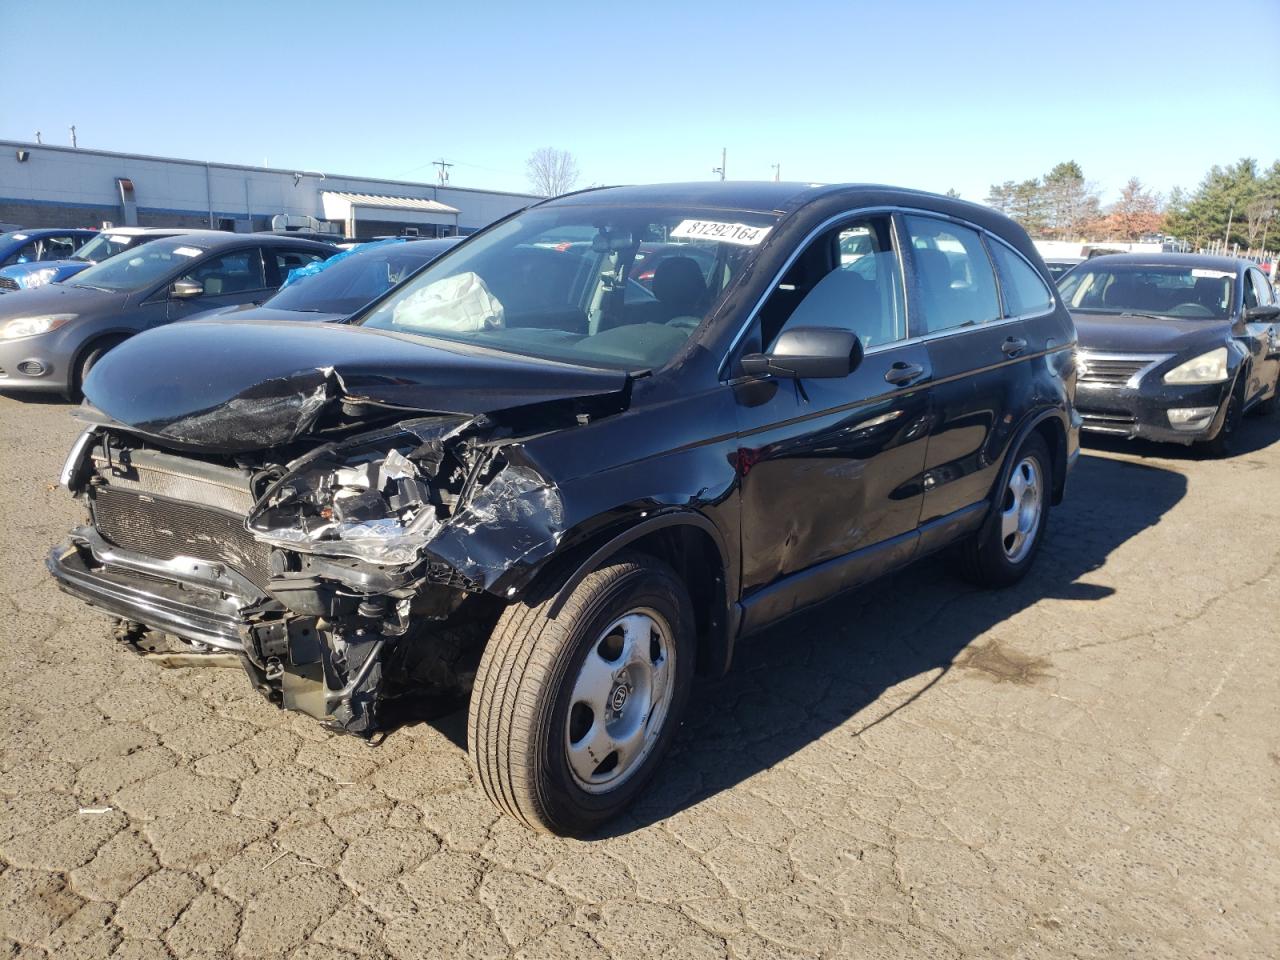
[48,411,569,735]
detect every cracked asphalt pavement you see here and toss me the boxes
[2,391,1278,959]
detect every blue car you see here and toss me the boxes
[0,229,97,289]
[0,227,190,292]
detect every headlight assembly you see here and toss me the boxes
[1,313,77,340]
[248,449,440,565]
[1163,347,1228,385]
[19,267,59,289]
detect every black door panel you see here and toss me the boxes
[921,324,1033,521]
[735,341,932,596]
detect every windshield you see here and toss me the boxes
[357,205,778,370]
[73,232,158,264]
[70,237,208,292]
[1058,263,1236,319]
[267,241,442,314]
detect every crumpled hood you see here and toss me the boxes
[81,318,630,452]
[1072,312,1232,355]
[186,303,348,324]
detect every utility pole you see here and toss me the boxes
[711,147,726,181]
[432,159,453,185]
[1223,204,1234,247]
[770,163,781,182]
[34,131,41,144]
[69,125,77,148]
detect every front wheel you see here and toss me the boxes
[467,552,695,835]
[1197,387,1242,458]
[951,432,1051,588]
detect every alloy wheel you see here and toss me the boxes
[565,608,676,793]
[1001,456,1043,564]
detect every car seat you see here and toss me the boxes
[652,256,707,327]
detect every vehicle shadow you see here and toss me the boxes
[0,391,74,406]
[1083,409,1280,460]
[595,448,1189,835]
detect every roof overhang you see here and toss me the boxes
[322,191,460,226]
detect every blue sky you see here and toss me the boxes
[2,0,1276,202]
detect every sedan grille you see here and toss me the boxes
[91,486,272,592]
[0,277,18,291]
[1077,352,1169,387]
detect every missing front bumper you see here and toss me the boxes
[48,539,248,651]
[47,536,389,735]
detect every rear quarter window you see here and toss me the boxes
[989,241,1055,317]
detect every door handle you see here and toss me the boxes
[1001,336,1029,356]
[884,361,925,385]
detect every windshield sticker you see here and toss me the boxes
[1191,268,1233,279]
[670,220,771,246]
[107,235,130,244]
[172,246,204,258]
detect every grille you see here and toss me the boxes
[92,485,272,591]
[1077,353,1164,386]
[0,277,17,291]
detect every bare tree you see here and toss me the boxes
[526,148,580,197]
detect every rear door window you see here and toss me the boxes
[988,241,1055,318]
[903,216,1000,333]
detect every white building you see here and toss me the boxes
[0,140,538,238]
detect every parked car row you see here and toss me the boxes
[16,180,1278,835]
[0,228,460,397]
[0,227,193,291]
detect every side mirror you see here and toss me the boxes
[1244,304,1280,323]
[170,279,204,299]
[741,326,864,379]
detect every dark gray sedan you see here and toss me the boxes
[0,231,335,397]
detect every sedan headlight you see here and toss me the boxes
[1163,347,1228,384]
[19,267,59,289]
[1,314,77,340]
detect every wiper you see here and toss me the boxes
[70,283,112,292]
[1117,312,1169,322]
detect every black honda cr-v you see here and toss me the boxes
[49,182,1079,833]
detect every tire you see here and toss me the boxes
[467,551,695,835]
[66,336,127,401]
[1197,385,1242,459]
[952,432,1051,588]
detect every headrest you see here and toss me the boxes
[652,256,706,311]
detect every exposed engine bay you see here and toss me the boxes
[50,406,578,735]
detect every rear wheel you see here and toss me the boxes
[952,432,1051,588]
[467,552,695,835]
